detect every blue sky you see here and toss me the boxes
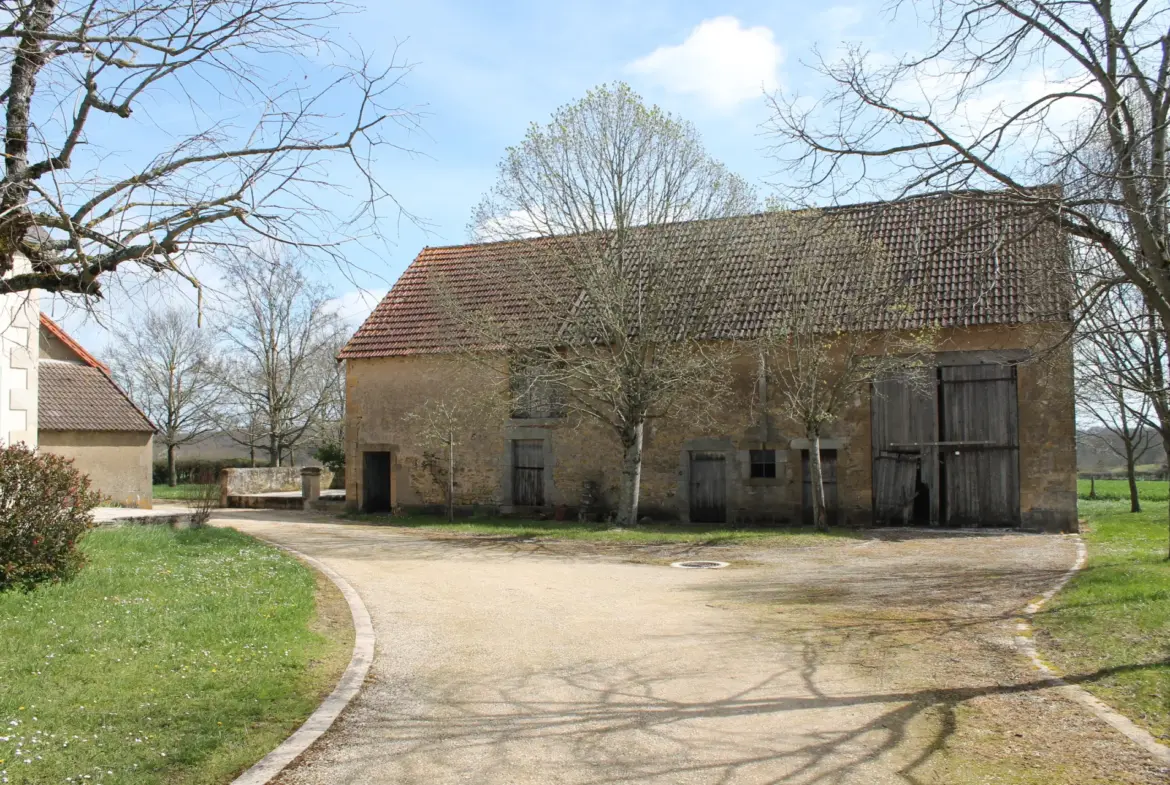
[49,0,889,352]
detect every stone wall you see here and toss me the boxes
[345,323,1077,530]
[220,466,335,500]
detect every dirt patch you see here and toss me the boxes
[713,535,1168,784]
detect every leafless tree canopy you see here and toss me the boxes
[0,0,415,297]
[758,211,936,530]
[212,245,347,467]
[460,83,757,526]
[108,303,221,485]
[767,0,1168,335]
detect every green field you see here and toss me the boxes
[152,484,217,501]
[1076,478,1170,502]
[0,525,349,784]
[1035,500,1170,741]
[345,513,861,546]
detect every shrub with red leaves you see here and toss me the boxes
[0,443,99,591]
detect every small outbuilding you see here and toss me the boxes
[37,315,156,508]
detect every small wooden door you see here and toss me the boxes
[512,439,545,506]
[940,364,1020,526]
[802,450,839,521]
[362,451,391,512]
[689,452,727,523]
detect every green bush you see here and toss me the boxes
[152,457,253,485]
[0,444,100,591]
[313,441,345,472]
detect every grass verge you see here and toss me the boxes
[152,484,216,502]
[1034,500,1170,742]
[0,525,351,785]
[1076,478,1169,502]
[344,513,861,546]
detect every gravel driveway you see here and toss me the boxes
[213,511,1166,785]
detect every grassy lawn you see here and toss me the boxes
[0,525,350,785]
[152,484,216,501]
[1034,500,1170,742]
[1076,478,1169,502]
[345,513,862,546]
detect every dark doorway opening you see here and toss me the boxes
[362,451,392,512]
[689,452,727,523]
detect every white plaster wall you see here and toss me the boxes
[0,252,39,447]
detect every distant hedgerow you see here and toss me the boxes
[0,444,99,591]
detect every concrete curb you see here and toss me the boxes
[1015,535,1170,767]
[231,541,376,785]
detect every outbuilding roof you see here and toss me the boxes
[340,189,1071,360]
[38,315,156,433]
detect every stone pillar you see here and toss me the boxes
[301,467,322,510]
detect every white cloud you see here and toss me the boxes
[627,17,783,110]
[326,288,388,329]
[817,6,864,32]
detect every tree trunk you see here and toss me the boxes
[447,433,455,523]
[809,431,829,532]
[167,443,177,487]
[616,421,644,527]
[249,442,256,468]
[268,434,279,468]
[1089,476,1096,500]
[1124,443,1141,513]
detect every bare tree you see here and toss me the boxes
[767,0,1168,551]
[404,371,507,521]
[1076,280,1169,515]
[1076,285,1157,512]
[757,211,936,531]
[213,247,347,467]
[460,83,757,526]
[0,0,416,298]
[109,305,221,486]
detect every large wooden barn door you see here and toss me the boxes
[871,379,938,525]
[689,452,727,523]
[511,440,545,506]
[940,365,1020,526]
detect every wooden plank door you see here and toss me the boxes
[512,439,545,507]
[689,452,726,523]
[871,378,938,525]
[362,451,391,512]
[940,364,1020,526]
[802,450,838,521]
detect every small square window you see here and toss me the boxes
[750,449,777,479]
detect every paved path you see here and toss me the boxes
[213,512,1167,785]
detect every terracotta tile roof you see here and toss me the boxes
[39,362,156,432]
[340,189,1071,359]
[39,314,111,373]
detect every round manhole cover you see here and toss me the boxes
[670,560,729,570]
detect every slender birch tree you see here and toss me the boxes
[463,83,756,526]
[759,211,936,531]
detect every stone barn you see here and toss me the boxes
[340,190,1078,531]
